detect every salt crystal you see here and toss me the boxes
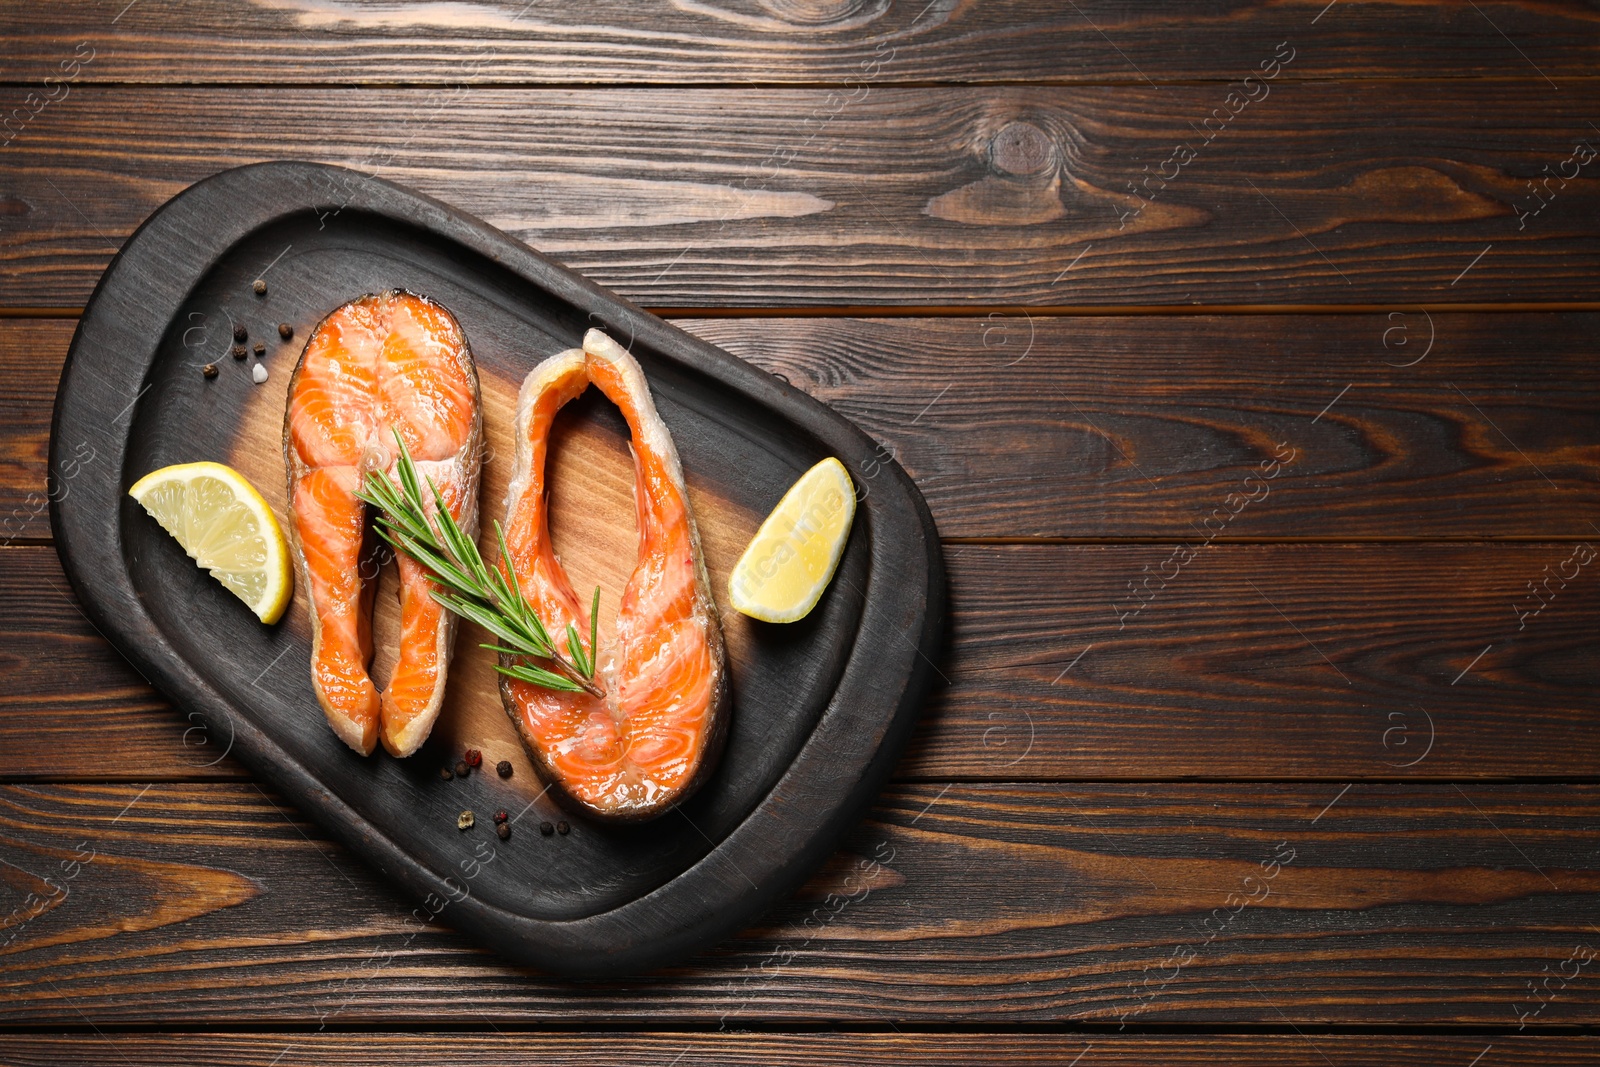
[251,363,268,384]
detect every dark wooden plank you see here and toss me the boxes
[4,84,1600,308]
[8,313,1600,542]
[4,0,1597,85]
[0,547,244,779]
[5,539,1598,781]
[4,782,1600,1024]
[917,542,1600,780]
[693,313,1600,539]
[2,1033,1594,1066]
[0,320,61,543]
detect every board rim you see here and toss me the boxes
[48,161,944,976]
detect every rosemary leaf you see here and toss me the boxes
[479,643,536,657]
[434,590,548,656]
[497,662,587,693]
[588,586,601,681]
[358,430,603,697]
[385,535,479,601]
[565,622,587,677]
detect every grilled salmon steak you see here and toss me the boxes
[499,329,728,820]
[284,290,482,757]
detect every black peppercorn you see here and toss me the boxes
[556,821,570,835]
[279,322,294,340]
[455,760,470,778]
[232,345,247,360]
[232,323,247,342]
[202,363,218,379]
[253,342,265,356]
[252,279,267,295]
[539,821,554,836]
[440,766,454,781]
[496,822,511,840]
[496,760,513,779]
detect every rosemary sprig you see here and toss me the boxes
[354,432,603,698]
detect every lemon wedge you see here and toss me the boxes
[128,461,293,624]
[729,457,856,623]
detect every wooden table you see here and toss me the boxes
[3,2,1598,1063]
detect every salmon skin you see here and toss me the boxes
[283,289,482,758]
[499,329,728,821]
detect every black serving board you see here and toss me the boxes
[49,162,943,976]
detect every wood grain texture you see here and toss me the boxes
[4,84,1600,308]
[916,542,1600,780]
[0,320,65,543]
[2,1033,1595,1066]
[9,314,1600,542]
[692,313,1600,539]
[6,540,1599,781]
[4,0,1598,85]
[2,0,1594,1049]
[0,549,198,779]
[4,781,1600,1024]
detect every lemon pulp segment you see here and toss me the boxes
[128,461,292,624]
[729,456,856,623]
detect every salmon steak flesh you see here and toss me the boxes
[283,289,483,758]
[500,329,729,821]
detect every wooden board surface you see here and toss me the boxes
[7,540,1600,782]
[44,161,941,974]
[9,314,1600,543]
[6,0,1600,85]
[4,781,1599,1024]
[4,85,1600,309]
[3,1033,1595,1067]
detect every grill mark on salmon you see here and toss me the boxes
[499,330,728,821]
[283,290,482,757]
